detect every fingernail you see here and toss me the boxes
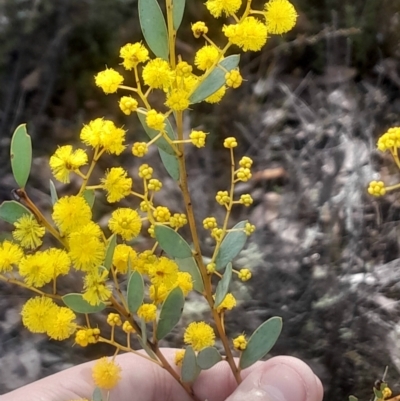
[259,364,307,401]
[228,363,307,401]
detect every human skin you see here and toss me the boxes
[1,348,324,401]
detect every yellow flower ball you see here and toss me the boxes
[92,357,121,390]
[184,321,215,351]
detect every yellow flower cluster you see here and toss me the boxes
[377,127,400,152]
[184,321,215,351]
[205,0,241,18]
[240,194,253,206]
[238,268,252,281]
[132,142,148,157]
[101,167,132,203]
[216,190,231,206]
[264,0,298,34]
[190,130,207,148]
[224,137,238,148]
[75,327,100,347]
[203,217,218,230]
[92,357,121,390]
[120,42,149,70]
[245,222,256,235]
[216,293,237,313]
[107,313,122,327]
[113,244,137,274]
[223,17,268,52]
[122,321,135,333]
[233,334,247,350]
[21,297,76,340]
[83,268,112,306]
[13,214,45,250]
[368,181,386,197]
[174,349,186,366]
[119,96,138,115]
[0,240,23,272]
[108,208,142,241]
[81,118,126,155]
[191,21,208,38]
[225,70,243,88]
[153,206,171,223]
[49,145,88,183]
[170,213,188,229]
[95,68,123,94]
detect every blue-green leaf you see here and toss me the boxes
[140,318,147,344]
[239,317,283,369]
[189,55,240,104]
[83,189,95,208]
[127,271,144,314]
[104,234,117,271]
[137,335,158,361]
[10,124,32,188]
[173,0,186,31]
[156,287,184,340]
[0,201,32,224]
[92,387,104,401]
[49,180,58,205]
[175,257,204,293]
[155,225,192,258]
[137,109,176,155]
[139,0,169,60]
[215,220,248,271]
[214,262,232,307]
[62,293,106,314]
[197,347,222,370]
[181,346,200,383]
[159,148,180,181]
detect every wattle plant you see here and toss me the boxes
[0,1,298,400]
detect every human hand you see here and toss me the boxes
[1,348,324,401]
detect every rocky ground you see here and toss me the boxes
[2,2,400,401]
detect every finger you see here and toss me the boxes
[2,348,256,401]
[1,350,323,401]
[224,356,324,401]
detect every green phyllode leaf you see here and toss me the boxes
[239,317,283,370]
[137,335,159,361]
[140,318,148,344]
[92,387,104,401]
[10,124,32,188]
[137,109,176,155]
[138,0,169,61]
[127,271,144,314]
[215,220,248,271]
[214,262,232,307]
[348,396,358,401]
[49,180,58,205]
[0,201,33,224]
[83,189,95,208]
[159,148,180,181]
[181,346,200,383]
[156,287,184,340]
[173,0,186,31]
[197,347,222,370]
[175,257,204,293]
[155,225,193,258]
[103,234,117,271]
[189,55,240,104]
[62,293,106,314]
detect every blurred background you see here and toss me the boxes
[1,0,400,400]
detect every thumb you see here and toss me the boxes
[226,357,323,401]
